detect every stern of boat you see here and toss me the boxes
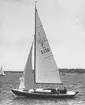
[67,91,78,96]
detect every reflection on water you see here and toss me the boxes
[0,73,85,105]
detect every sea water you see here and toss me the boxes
[0,73,85,105]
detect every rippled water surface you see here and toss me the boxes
[0,73,85,105]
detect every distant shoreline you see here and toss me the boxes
[3,68,85,73]
[59,68,85,73]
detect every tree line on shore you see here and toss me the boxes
[59,68,85,73]
[4,68,85,73]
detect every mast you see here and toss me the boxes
[34,1,37,84]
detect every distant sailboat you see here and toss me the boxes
[0,66,5,76]
[11,3,78,98]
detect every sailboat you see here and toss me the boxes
[0,66,5,76]
[11,3,78,98]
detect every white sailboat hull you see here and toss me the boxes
[11,89,78,99]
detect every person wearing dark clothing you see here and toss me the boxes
[63,87,67,93]
[51,89,56,94]
[57,87,67,94]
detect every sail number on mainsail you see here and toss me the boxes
[37,32,50,54]
[41,48,50,54]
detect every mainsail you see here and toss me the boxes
[19,44,34,90]
[35,8,62,84]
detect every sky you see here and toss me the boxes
[0,0,85,70]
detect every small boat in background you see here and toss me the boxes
[0,65,5,91]
[0,65,5,76]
